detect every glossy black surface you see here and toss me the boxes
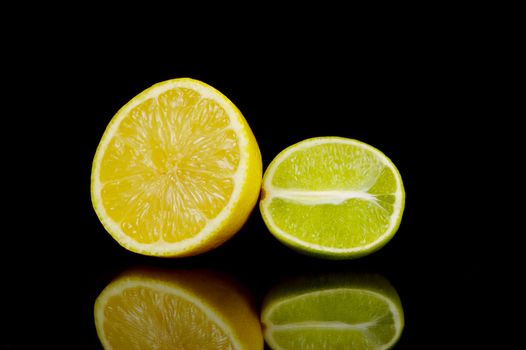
[5,55,493,349]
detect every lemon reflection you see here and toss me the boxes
[94,267,263,350]
[261,273,404,350]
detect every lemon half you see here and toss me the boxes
[91,78,262,257]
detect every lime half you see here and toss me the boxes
[260,137,405,259]
[261,273,404,350]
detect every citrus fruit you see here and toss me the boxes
[94,268,263,349]
[91,78,262,257]
[260,137,404,259]
[261,273,404,349]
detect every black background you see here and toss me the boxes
[4,27,503,348]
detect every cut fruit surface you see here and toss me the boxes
[260,137,404,259]
[261,273,404,350]
[94,268,263,350]
[91,78,262,256]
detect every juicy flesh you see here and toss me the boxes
[99,88,240,243]
[266,143,398,249]
[103,286,232,349]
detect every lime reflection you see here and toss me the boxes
[261,273,404,350]
[94,267,263,350]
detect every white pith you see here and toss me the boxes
[266,188,378,205]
